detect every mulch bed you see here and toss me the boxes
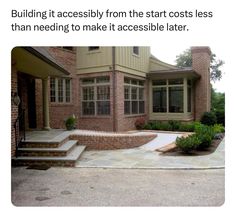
[161,133,224,156]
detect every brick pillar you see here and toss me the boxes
[191,46,211,121]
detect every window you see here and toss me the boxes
[133,46,139,55]
[124,77,145,115]
[50,78,71,103]
[152,79,185,113]
[81,76,110,115]
[153,87,167,112]
[88,46,99,51]
[62,47,73,51]
[169,87,183,113]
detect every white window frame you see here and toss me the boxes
[81,76,110,116]
[50,78,72,103]
[124,77,145,115]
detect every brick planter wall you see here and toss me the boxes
[70,133,157,150]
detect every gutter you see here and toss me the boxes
[112,46,117,132]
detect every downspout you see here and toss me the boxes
[112,47,117,132]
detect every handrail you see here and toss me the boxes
[14,109,25,157]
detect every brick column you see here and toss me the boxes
[191,46,211,120]
[42,77,50,130]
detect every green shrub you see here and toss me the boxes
[215,110,225,126]
[176,135,201,153]
[65,115,76,130]
[178,122,195,132]
[168,120,181,131]
[195,125,215,149]
[200,112,217,126]
[212,124,225,134]
[143,123,153,130]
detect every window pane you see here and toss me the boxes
[131,87,138,100]
[169,87,184,113]
[188,87,192,112]
[82,78,94,84]
[83,87,94,100]
[152,80,166,86]
[131,79,138,85]
[97,86,110,100]
[124,87,130,100]
[133,46,139,55]
[168,79,183,85]
[88,46,99,51]
[132,101,138,114]
[153,87,167,112]
[187,79,192,86]
[82,102,95,115]
[97,101,110,115]
[139,81,144,86]
[96,76,109,84]
[139,101,145,113]
[50,78,56,102]
[58,79,63,102]
[65,79,71,102]
[124,101,130,114]
[139,88,144,100]
[124,77,130,84]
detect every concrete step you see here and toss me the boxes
[12,145,86,167]
[17,140,78,157]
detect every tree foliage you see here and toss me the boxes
[175,48,224,82]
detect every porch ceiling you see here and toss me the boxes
[12,47,70,78]
[147,67,200,79]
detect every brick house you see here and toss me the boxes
[11,46,211,156]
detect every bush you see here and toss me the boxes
[212,124,225,134]
[176,135,201,153]
[178,122,196,132]
[135,117,146,130]
[65,115,76,130]
[200,112,217,126]
[143,123,153,130]
[195,125,215,149]
[215,110,225,126]
[168,120,181,131]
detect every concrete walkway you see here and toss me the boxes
[76,137,225,170]
[25,129,225,170]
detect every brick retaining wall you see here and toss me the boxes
[70,133,157,150]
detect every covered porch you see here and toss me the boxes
[11,47,69,156]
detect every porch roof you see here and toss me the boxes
[147,67,200,79]
[12,47,70,78]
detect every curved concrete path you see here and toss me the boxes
[76,134,225,170]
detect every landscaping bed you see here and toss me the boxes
[161,133,224,156]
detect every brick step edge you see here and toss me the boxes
[12,145,86,167]
[17,140,78,157]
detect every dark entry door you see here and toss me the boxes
[27,79,37,128]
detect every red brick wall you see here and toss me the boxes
[116,71,148,132]
[191,47,211,120]
[34,48,79,129]
[77,71,114,131]
[70,133,157,150]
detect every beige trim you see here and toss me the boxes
[149,77,194,121]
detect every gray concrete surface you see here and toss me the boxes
[11,167,224,206]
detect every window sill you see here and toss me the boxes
[50,102,73,106]
[124,114,146,118]
[80,115,111,119]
